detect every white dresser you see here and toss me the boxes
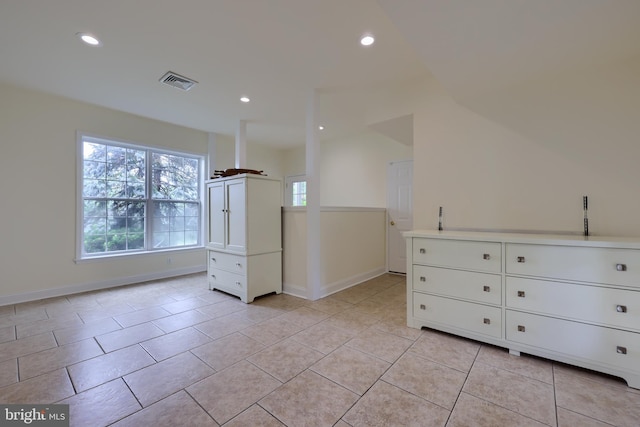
[206,174,282,303]
[406,230,640,389]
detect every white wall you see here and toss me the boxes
[281,130,412,207]
[282,207,386,299]
[211,134,286,181]
[0,83,209,303]
[320,131,412,207]
[412,56,640,237]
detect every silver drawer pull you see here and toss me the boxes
[517,256,525,263]
[419,304,426,310]
[483,253,491,260]
[617,346,627,355]
[483,285,490,292]
[235,281,242,287]
[517,325,526,332]
[616,305,627,313]
[517,291,525,298]
[211,274,216,280]
[483,318,491,325]
[211,257,216,262]
[419,276,426,282]
[419,248,426,254]
[616,263,627,271]
[236,262,242,267]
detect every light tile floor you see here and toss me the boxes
[1,273,639,426]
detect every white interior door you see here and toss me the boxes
[387,160,413,274]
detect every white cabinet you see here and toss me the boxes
[206,174,282,302]
[406,230,640,389]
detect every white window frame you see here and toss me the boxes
[285,174,307,207]
[76,132,205,261]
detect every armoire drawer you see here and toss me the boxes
[506,310,640,374]
[208,268,246,293]
[413,293,502,338]
[208,250,246,274]
[412,238,501,273]
[506,244,640,288]
[506,277,640,331]
[413,265,501,305]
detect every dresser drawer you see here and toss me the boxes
[413,293,502,338]
[506,277,640,331]
[208,267,246,294]
[506,311,640,374]
[208,250,246,274]
[413,265,501,305]
[412,238,501,273]
[506,244,640,288]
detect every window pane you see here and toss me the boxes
[84,235,106,253]
[84,200,106,217]
[152,231,170,248]
[170,231,185,246]
[83,160,105,180]
[152,152,198,201]
[84,142,106,162]
[84,217,106,235]
[83,179,106,198]
[185,231,198,245]
[106,180,126,198]
[150,201,196,248]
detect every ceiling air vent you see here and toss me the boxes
[159,71,198,91]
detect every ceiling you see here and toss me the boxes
[1,0,639,149]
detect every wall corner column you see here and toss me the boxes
[306,89,323,300]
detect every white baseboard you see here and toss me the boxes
[282,267,387,301]
[282,282,308,299]
[320,267,387,298]
[0,266,206,307]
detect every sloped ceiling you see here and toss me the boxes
[377,0,640,101]
[1,0,639,148]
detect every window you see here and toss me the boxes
[285,175,307,206]
[78,134,203,258]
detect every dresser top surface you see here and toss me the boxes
[404,229,640,249]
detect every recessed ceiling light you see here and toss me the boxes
[240,96,250,103]
[76,32,101,46]
[318,125,325,131]
[360,34,375,46]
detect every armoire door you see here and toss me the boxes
[225,179,247,252]
[207,181,226,249]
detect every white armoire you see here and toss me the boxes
[205,174,282,302]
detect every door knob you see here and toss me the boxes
[390,221,395,226]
